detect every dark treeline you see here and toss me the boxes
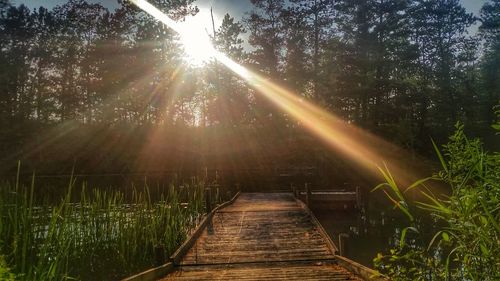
[0,0,498,184]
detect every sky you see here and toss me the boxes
[16,0,486,34]
[16,0,252,24]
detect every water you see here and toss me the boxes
[313,207,407,268]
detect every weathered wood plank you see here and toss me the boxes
[121,192,241,281]
[221,192,302,212]
[180,193,336,265]
[122,263,174,281]
[125,192,387,281]
[160,261,363,281]
[170,192,241,265]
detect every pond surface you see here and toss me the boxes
[313,207,406,268]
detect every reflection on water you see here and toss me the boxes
[313,207,406,267]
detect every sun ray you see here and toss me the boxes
[128,0,427,186]
[129,1,218,66]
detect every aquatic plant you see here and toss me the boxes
[373,122,500,280]
[0,166,216,280]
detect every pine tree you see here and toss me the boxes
[245,0,285,77]
[411,0,475,131]
[479,0,500,124]
[208,14,249,126]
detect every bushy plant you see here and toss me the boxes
[373,122,500,280]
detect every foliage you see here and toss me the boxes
[373,123,500,280]
[0,164,212,280]
[0,255,16,281]
[0,0,498,174]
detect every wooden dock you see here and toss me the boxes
[124,192,384,281]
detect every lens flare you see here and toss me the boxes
[128,0,425,186]
[179,26,216,65]
[129,0,217,66]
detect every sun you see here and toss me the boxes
[178,9,218,66]
[179,27,215,66]
[128,0,217,66]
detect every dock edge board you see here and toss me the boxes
[121,191,241,281]
[295,196,389,281]
[122,192,389,281]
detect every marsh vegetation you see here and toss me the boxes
[0,166,218,280]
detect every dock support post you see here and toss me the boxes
[355,186,361,209]
[305,183,311,207]
[204,187,212,213]
[338,233,349,256]
[291,184,296,198]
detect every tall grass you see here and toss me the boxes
[372,123,500,280]
[0,165,212,280]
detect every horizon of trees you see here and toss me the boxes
[0,0,498,179]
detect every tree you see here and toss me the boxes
[103,0,197,125]
[479,0,500,125]
[30,6,58,123]
[245,0,285,77]
[51,0,110,122]
[0,4,33,122]
[244,0,287,123]
[208,13,249,126]
[288,0,335,97]
[411,0,475,132]
[332,0,376,125]
[281,6,311,95]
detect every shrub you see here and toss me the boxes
[373,122,500,280]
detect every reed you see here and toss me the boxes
[373,123,500,280]
[0,164,213,280]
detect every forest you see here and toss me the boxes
[0,0,498,178]
[0,0,499,280]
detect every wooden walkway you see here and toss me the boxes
[125,193,384,281]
